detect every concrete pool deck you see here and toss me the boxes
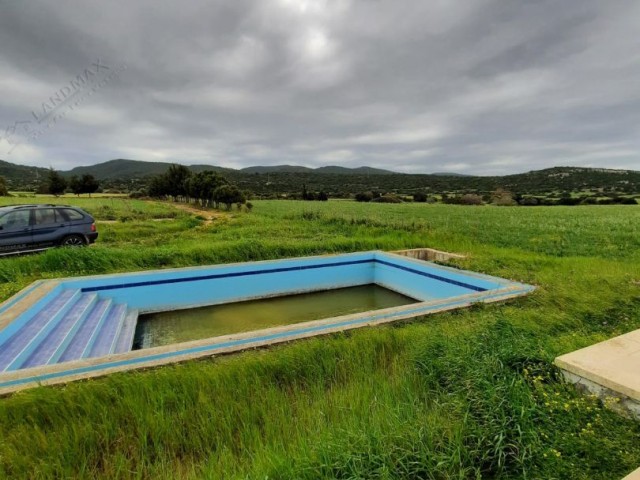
[555,329,640,419]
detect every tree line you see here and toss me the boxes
[36,169,101,197]
[147,164,249,210]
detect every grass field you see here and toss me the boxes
[0,198,639,479]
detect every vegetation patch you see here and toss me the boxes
[0,198,638,479]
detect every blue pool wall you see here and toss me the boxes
[59,250,506,312]
[0,251,511,346]
[374,253,502,300]
[63,252,377,313]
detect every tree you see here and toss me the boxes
[69,176,83,196]
[69,174,100,197]
[166,164,191,201]
[413,192,427,202]
[81,174,100,197]
[214,185,246,210]
[0,176,9,196]
[47,169,67,197]
[187,171,228,207]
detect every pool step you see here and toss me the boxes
[21,292,98,369]
[113,310,139,354]
[0,288,139,371]
[58,298,112,363]
[87,304,128,358]
[0,289,81,372]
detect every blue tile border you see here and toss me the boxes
[81,259,487,294]
[375,259,487,292]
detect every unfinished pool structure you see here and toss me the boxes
[0,250,534,393]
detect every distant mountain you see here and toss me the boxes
[1,158,638,196]
[431,172,471,177]
[65,159,232,180]
[242,165,396,175]
[240,165,314,174]
[0,159,49,186]
[315,165,394,175]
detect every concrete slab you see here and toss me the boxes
[623,467,640,479]
[392,248,465,263]
[555,329,640,404]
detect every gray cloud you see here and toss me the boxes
[1,0,639,174]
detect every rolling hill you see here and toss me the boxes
[0,158,638,196]
[64,159,233,180]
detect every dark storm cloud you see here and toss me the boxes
[1,0,639,174]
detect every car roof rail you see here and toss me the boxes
[10,204,60,209]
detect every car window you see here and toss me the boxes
[0,210,30,230]
[34,208,58,226]
[62,209,84,221]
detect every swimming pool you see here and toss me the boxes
[0,250,534,393]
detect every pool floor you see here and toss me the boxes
[134,284,417,349]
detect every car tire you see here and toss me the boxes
[61,234,87,247]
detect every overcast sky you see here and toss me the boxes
[1,0,639,175]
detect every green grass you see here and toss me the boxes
[0,199,639,479]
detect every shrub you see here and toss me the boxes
[558,197,581,206]
[129,189,147,199]
[460,194,483,205]
[371,195,402,203]
[519,197,539,206]
[413,192,427,203]
[355,192,373,202]
[0,176,9,196]
[492,188,517,206]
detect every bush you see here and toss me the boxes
[0,176,9,196]
[519,197,539,206]
[355,192,373,202]
[371,195,402,203]
[460,194,483,205]
[129,189,147,199]
[492,188,517,206]
[558,197,581,206]
[413,192,427,203]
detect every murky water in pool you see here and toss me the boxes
[133,284,417,349]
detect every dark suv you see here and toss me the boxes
[0,204,98,256]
